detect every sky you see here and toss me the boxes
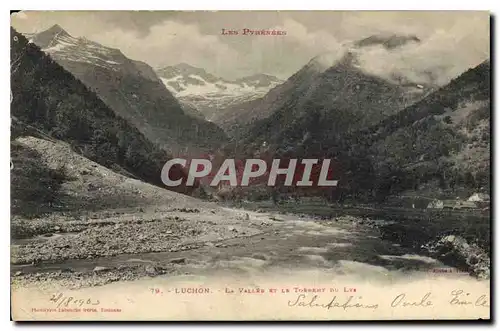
[11,11,490,82]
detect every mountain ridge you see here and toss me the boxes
[24,25,228,156]
[10,28,195,197]
[211,36,438,136]
[156,63,283,121]
[223,56,490,202]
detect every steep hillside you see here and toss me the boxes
[239,51,427,155]
[26,25,227,155]
[226,58,490,202]
[11,139,67,218]
[11,136,211,219]
[11,28,193,197]
[211,58,324,136]
[213,34,432,137]
[311,60,490,202]
[156,63,282,121]
[365,60,491,199]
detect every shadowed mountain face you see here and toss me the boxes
[364,60,491,197]
[332,60,490,201]
[237,51,428,152]
[211,58,326,136]
[225,55,490,202]
[26,25,227,156]
[354,34,421,49]
[213,37,433,137]
[11,28,195,197]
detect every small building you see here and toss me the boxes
[428,198,481,210]
[467,193,490,202]
[452,200,478,210]
[427,199,444,209]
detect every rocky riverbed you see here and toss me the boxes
[13,205,487,291]
[11,207,264,265]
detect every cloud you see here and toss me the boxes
[12,12,28,20]
[86,16,491,83]
[10,11,489,82]
[93,18,350,79]
[89,20,240,72]
[278,19,343,52]
[354,17,490,86]
[241,19,348,78]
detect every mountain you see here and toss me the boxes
[224,34,489,202]
[156,63,283,121]
[211,58,326,135]
[25,25,227,155]
[362,59,491,199]
[236,50,430,154]
[213,36,433,137]
[11,28,194,200]
[354,34,421,49]
[291,59,490,202]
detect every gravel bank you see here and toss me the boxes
[12,210,263,265]
[11,263,181,290]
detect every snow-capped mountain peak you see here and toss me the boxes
[156,64,283,120]
[21,25,228,153]
[29,24,71,48]
[235,73,283,88]
[157,63,220,83]
[25,25,157,80]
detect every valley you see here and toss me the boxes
[10,17,491,298]
[9,135,489,291]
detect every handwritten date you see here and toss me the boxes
[49,293,100,308]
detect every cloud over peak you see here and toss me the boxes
[11,11,489,82]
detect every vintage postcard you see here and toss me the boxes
[10,11,491,321]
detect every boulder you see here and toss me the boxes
[93,266,110,273]
[169,257,186,264]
